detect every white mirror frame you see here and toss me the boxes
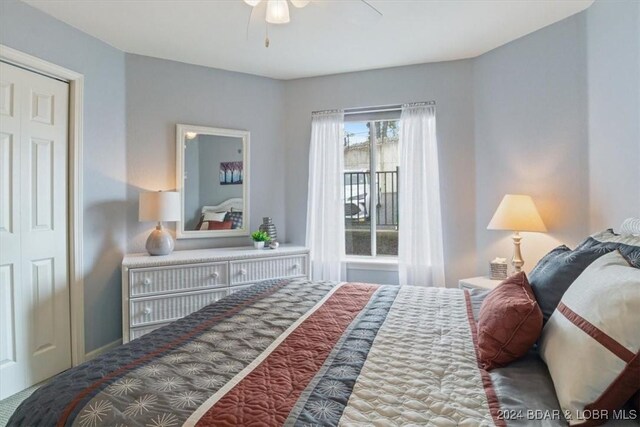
[176,124,250,239]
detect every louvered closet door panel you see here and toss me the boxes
[130,288,229,327]
[229,255,308,285]
[129,262,228,297]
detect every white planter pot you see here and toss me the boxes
[253,241,265,249]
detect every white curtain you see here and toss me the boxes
[398,103,445,287]
[306,110,346,281]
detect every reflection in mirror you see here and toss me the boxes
[176,125,249,239]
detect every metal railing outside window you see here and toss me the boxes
[344,168,398,227]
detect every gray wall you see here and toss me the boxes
[0,0,127,352]
[346,266,399,286]
[283,60,477,286]
[473,13,589,274]
[586,0,640,231]
[125,54,286,252]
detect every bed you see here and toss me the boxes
[1,281,599,426]
[195,198,244,231]
[8,223,640,426]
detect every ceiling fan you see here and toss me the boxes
[244,0,309,24]
[243,0,382,47]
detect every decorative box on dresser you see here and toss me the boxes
[122,245,309,343]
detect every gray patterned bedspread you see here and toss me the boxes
[6,279,612,427]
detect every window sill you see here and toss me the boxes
[344,256,398,271]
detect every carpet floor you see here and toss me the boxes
[0,383,43,427]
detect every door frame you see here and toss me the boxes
[0,44,86,366]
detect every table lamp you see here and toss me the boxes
[139,190,180,256]
[487,194,547,272]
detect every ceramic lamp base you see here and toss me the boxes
[146,223,174,256]
[511,231,524,273]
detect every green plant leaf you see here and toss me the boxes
[251,230,271,242]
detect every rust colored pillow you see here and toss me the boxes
[200,220,233,230]
[477,272,543,370]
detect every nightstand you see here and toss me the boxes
[458,276,502,291]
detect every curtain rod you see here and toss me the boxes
[312,101,435,116]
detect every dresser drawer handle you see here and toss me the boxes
[238,268,247,276]
[143,307,152,315]
[292,264,300,270]
[211,272,219,279]
[142,278,152,286]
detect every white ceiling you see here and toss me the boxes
[23,0,594,80]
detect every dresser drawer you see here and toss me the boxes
[129,262,228,297]
[130,323,168,340]
[130,288,228,327]
[229,255,308,285]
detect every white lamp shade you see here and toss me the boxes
[487,194,547,232]
[244,0,262,6]
[266,0,290,24]
[139,191,180,222]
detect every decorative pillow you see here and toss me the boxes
[529,246,614,323]
[576,229,640,268]
[477,272,543,370]
[620,218,640,236]
[200,220,233,230]
[225,211,243,229]
[539,251,640,426]
[529,245,571,276]
[203,211,227,222]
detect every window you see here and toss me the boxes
[344,119,399,257]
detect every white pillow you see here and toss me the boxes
[539,251,640,425]
[203,211,227,222]
[620,217,640,236]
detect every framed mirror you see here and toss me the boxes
[176,124,249,239]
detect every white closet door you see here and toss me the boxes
[0,62,71,399]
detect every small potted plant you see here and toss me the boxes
[251,230,271,249]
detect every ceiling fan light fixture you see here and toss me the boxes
[290,0,310,8]
[266,0,290,24]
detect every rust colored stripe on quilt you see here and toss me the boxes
[194,283,379,427]
[56,281,289,427]
[464,290,507,427]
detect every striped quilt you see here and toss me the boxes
[8,279,503,427]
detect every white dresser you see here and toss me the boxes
[121,245,309,343]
